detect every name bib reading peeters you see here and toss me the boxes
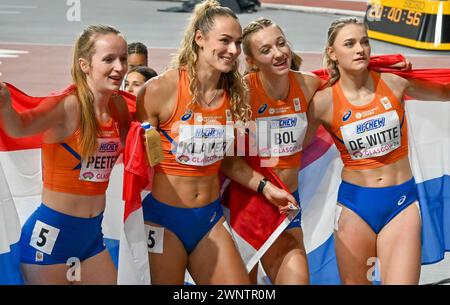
[79,137,121,182]
[176,124,234,166]
[340,110,401,160]
[256,113,307,157]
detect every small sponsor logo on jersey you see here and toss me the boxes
[82,172,94,180]
[225,109,233,122]
[271,117,297,128]
[178,155,190,162]
[342,110,352,122]
[195,128,224,138]
[269,108,275,115]
[356,112,362,119]
[258,103,268,114]
[397,195,407,206]
[181,109,193,121]
[293,98,301,111]
[356,117,386,134]
[380,97,392,110]
[99,141,119,153]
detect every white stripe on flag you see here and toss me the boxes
[0,163,22,254]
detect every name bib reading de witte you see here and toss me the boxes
[340,110,401,160]
[176,124,234,166]
[79,137,121,182]
[256,113,307,157]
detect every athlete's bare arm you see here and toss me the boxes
[0,81,73,139]
[221,156,298,213]
[382,73,450,102]
[136,69,179,127]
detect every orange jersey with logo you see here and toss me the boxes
[246,71,308,169]
[155,69,235,177]
[328,71,408,170]
[42,118,122,195]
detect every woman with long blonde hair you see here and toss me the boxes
[0,24,131,284]
[136,0,296,284]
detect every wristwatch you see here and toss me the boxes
[257,178,269,194]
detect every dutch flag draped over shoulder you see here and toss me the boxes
[222,55,450,284]
[0,84,135,284]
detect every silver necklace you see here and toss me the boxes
[203,89,218,106]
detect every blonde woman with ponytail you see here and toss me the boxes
[136,0,296,284]
[0,24,130,284]
[307,17,449,284]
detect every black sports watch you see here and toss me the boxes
[257,178,269,194]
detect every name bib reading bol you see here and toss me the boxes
[176,124,234,166]
[79,137,121,182]
[256,113,307,157]
[340,110,401,160]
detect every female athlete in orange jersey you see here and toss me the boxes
[0,25,131,284]
[307,17,449,284]
[136,0,296,284]
[239,18,324,284]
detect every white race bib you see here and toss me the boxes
[145,224,164,254]
[29,220,60,255]
[79,137,121,182]
[340,110,401,160]
[176,124,235,166]
[256,113,307,157]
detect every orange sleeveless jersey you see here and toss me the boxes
[42,118,122,195]
[247,71,308,169]
[155,69,235,177]
[328,71,408,170]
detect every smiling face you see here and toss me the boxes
[195,15,242,73]
[246,25,291,76]
[328,23,371,73]
[80,33,128,93]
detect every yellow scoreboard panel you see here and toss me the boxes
[365,0,450,50]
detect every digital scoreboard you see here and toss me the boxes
[365,0,450,50]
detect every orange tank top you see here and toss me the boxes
[154,69,235,177]
[42,118,122,195]
[247,71,308,169]
[328,71,408,170]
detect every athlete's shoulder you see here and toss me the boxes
[379,72,408,93]
[293,70,323,96]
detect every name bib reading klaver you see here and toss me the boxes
[176,124,234,166]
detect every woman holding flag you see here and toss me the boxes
[0,24,131,284]
[136,0,297,284]
[236,17,338,284]
[307,17,449,284]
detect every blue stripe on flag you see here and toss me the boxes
[418,175,450,264]
[104,238,120,269]
[307,234,341,285]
